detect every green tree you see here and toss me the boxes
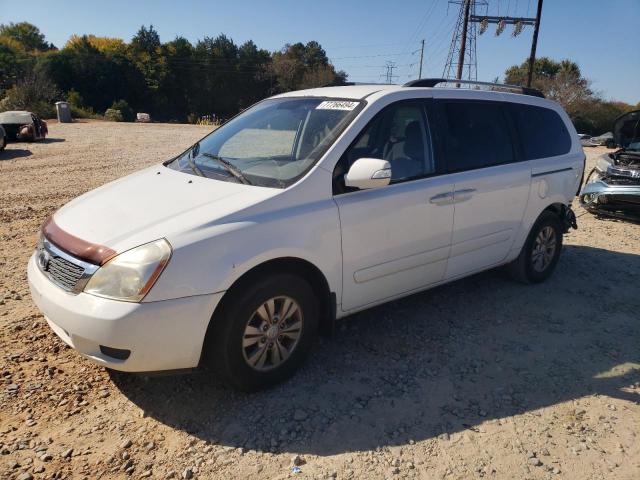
[505,57,636,135]
[38,36,146,113]
[571,99,635,135]
[130,25,161,55]
[130,25,168,115]
[0,68,59,117]
[0,37,33,95]
[237,40,272,108]
[0,21,347,122]
[160,36,196,120]
[505,57,592,116]
[271,41,344,92]
[0,22,54,51]
[193,34,241,116]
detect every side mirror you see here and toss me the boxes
[344,158,392,190]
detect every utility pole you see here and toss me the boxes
[418,39,425,79]
[526,0,544,87]
[455,0,471,81]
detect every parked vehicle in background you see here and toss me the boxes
[28,79,583,391]
[0,110,48,141]
[580,110,640,221]
[578,133,596,147]
[0,125,6,151]
[590,131,616,148]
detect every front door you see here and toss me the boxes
[333,100,454,312]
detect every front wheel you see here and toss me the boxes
[507,211,563,284]
[205,274,319,391]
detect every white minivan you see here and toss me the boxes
[28,79,584,390]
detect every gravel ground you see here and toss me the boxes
[1,121,639,480]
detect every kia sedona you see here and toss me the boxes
[28,79,584,391]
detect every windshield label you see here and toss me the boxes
[316,101,359,111]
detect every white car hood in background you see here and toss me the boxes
[53,165,279,253]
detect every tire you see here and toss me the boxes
[0,136,5,151]
[507,211,564,284]
[205,273,319,391]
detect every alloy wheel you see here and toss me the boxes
[241,296,303,371]
[531,226,557,273]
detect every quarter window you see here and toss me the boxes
[439,101,515,172]
[511,103,571,160]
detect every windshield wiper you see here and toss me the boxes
[201,152,252,185]
[185,143,205,177]
[186,156,205,177]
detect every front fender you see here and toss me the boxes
[144,199,342,303]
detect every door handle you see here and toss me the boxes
[453,188,476,203]
[429,192,454,205]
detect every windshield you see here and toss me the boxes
[167,97,364,188]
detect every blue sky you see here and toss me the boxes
[1,0,638,103]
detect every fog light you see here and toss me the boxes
[99,345,131,360]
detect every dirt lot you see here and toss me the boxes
[1,121,639,480]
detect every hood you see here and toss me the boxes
[53,165,279,254]
[0,111,32,124]
[613,110,640,149]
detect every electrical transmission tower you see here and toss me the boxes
[443,0,543,86]
[442,0,487,82]
[381,61,399,84]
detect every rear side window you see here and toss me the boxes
[511,103,571,160]
[439,101,515,172]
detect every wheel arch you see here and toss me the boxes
[543,201,576,232]
[543,202,565,217]
[199,256,335,366]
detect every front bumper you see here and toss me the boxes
[28,253,224,372]
[580,180,640,218]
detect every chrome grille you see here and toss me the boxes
[36,237,99,293]
[44,255,85,291]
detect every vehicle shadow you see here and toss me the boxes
[42,137,65,143]
[111,245,640,455]
[0,148,32,160]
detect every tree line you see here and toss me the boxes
[504,57,638,135]
[0,22,346,122]
[0,22,637,134]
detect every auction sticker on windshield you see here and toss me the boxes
[316,101,359,111]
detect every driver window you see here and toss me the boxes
[333,101,434,194]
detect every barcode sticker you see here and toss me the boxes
[316,101,359,111]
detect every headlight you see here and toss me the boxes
[84,239,172,302]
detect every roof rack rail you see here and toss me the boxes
[403,78,545,98]
[342,81,397,86]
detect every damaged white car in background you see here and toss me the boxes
[580,110,640,221]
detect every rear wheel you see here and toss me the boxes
[0,136,5,151]
[508,211,563,284]
[205,273,319,391]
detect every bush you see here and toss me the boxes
[1,69,59,118]
[65,89,100,119]
[69,104,100,119]
[104,108,124,122]
[108,99,134,122]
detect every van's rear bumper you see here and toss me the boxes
[28,253,224,372]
